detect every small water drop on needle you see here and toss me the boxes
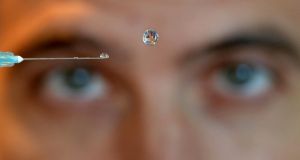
[100,52,109,59]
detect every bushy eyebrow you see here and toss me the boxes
[183,27,298,64]
[19,32,105,57]
[205,29,295,53]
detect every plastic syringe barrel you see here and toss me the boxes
[0,52,23,67]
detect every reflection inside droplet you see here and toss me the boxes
[143,29,159,46]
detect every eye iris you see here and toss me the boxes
[226,64,255,86]
[63,68,92,90]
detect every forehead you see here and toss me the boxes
[1,0,298,30]
[1,0,297,33]
[0,0,295,17]
[0,0,299,53]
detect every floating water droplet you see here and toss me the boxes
[100,52,109,59]
[143,29,159,46]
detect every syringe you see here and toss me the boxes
[0,51,109,67]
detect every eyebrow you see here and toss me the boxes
[20,32,106,58]
[184,27,298,63]
[205,29,295,52]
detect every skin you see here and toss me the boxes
[0,0,300,159]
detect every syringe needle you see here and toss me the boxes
[0,51,109,67]
[23,57,107,61]
[23,52,110,61]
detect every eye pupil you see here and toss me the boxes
[226,64,255,85]
[63,68,92,90]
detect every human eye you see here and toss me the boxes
[201,49,282,106]
[11,54,118,111]
[40,65,109,106]
[215,63,271,98]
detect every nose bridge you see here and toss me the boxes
[132,71,182,160]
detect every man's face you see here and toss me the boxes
[0,0,300,159]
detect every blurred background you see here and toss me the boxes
[0,0,300,160]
